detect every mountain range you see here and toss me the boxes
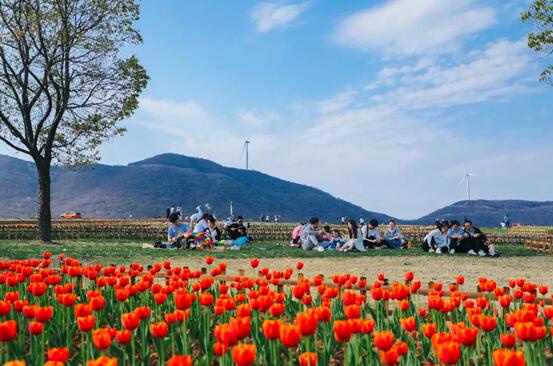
[0,153,551,226]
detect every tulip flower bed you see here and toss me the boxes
[0,220,548,245]
[1,253,552,365]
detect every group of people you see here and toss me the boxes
[422,218,498,257]
[291,216,499,257]
[155,208,251,250]
[292,217,409,252]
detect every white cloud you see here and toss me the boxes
[318,89,357,114]
[332,0,496,56]
[237,110,280,127]
[370,39,533,110]
[250,2,310,32]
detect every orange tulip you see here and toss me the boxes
[400,317,417,332]
[380,347,399,366]
[422,323,437,338]
[174,291,195,310]
[299,352,318,366]
[232,343,256,366]
[87,356,118,366]
[493,349,526,366]
[167,355,192,366]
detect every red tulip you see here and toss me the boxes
[250,259,260,268]
[0,300,11,316]
[295,311,318,336]
[374,331,395,351]
[121,312,140,330]
[262,319,281,340]
[167,355,192,366]
[34,306,53,323]
[28,321,44,335]
[400,317,417,332]
[500,333,516,348]
[77,315,95,332]
[199,292,214,307]
[150,321,168,338]
[48,348,69,362]
[279,323,301,348]
[92,329,113,350]
[493,349,526,366]
[232,343,256,366]
[116,329,132,344]
[435,341,461,365]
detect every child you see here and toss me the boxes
[290,221,305,247]
[328,229,345,250]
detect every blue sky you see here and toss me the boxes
[4,0,552,219]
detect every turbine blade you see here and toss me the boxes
[458,176,466,186]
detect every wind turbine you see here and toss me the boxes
[458,169,476,201]
[240,139,250,170]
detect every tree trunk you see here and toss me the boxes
[36,159,52,242]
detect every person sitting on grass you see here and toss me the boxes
[206,216,222,245]
[301,217,330,251]
[193,213,209,234]
[328,229,345,251]
[227,216,252,247]
[446,220,464,254]
[364,219,383,249]
[422,221,449,253]
[290,221,305,247]
[460,219,498,257]
[383,220,407,249]
[155,213,190,249]
[340,219,365,252]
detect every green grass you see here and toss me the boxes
[0,239,547,265]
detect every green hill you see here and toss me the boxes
[0,153,393,223]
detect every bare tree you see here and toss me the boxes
[0,0,149,241]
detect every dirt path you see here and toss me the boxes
[167,256,553,289]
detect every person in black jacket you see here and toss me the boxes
[227,216,252,242]
[459,219,498,257]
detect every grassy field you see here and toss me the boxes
[0,239,546,265]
